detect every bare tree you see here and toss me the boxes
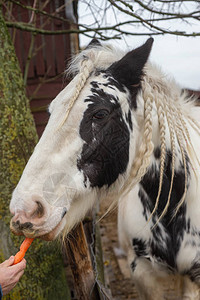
[3,0,200,41]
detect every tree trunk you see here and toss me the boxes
[0,7,70,300]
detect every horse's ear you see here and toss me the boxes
[85,38,102,49]
[108,38,153,87]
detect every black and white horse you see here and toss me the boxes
[10,38,200,299]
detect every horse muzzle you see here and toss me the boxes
[10,202,67,240]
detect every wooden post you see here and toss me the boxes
[65,222,99,300]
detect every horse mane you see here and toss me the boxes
[122,64,200,221]
[62,43,200,221]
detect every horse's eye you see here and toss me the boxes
[93,109,109,120]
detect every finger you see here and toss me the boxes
[13,261,26,274]
[10,258,26,274]
[1,256,15,267]
[16,258,26,267]
[5,266,25,287]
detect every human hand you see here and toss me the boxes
[0,256,26,295]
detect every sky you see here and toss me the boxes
[78,1,200,91]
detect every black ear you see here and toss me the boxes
[108,38,153,87]
[86,38,102,49]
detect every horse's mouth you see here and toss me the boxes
[10,221,38,238]
[10,213,66,241]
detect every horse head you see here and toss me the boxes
[10,38,153,240]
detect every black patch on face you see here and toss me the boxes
[104,74,126,93]
[77,84,130,188]
[106,68,140,110]
[93,69,139,109]
[94,69,126,93]
[138,150,190,269]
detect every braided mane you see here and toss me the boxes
[123,67,200,220]
[62,44,200,219]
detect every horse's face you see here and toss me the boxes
[10,39,153,240]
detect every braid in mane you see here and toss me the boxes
[148,85,194,219]
[105,79,155,221]
[121,78,154,196]
[121,74,199,221]
[172,108,188,215]
[146,88,190,220]
[149,89,166,221]
[59,55,94,128]
[155,96,176,222]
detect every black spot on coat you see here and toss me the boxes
[132,238,148,257]
[138,150,190,269]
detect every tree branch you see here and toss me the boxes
[133,0,200,18]
[151,0,198,3]
[108,0,200,37]
[115,0,200,19]
[4,0,200,39]
[7,0,72,24]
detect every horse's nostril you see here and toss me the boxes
[20,222,33,230]
[33,201,45,218]
[12,220,33,231]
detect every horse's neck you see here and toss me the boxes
[130,69,200,210]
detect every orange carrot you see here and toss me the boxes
[13,238,34,265]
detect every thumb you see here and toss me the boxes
[3,256,15,267]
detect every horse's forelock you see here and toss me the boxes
[59,45,126,129]
[66,44,125,78]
